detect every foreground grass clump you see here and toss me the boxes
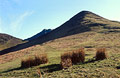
[21,57,34,68]
[96,48,107,60]
[72,48,85,64]
[35,53,48,65]
[61,52,73,69]
[21,53,48,68]
[61,48,85,69]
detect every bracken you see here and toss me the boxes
[21,53,48,68]
[61,52,72,69]
[96,48,107,60]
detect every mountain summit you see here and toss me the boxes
[1,10,120,54]
[26,11,120,41]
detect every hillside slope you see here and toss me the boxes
[0,33,23,50]
[1,11,120,54]
[0,11,120,78]
[0,31,120,78]
[32,11,120,44]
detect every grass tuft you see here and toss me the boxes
[61,48,85,69]
[71,48,85,64]
[36,68,43,78]
[21,53,48,68]
[21,57,34,68]
[61,52,72,69]
[96,48,107,60]
[35,53,48,65]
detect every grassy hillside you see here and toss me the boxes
[0,11,120,78]
[0,33,23,50]
[0,31,120,78]
[2,11,120,55]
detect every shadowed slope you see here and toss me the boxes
[25,29,52,41]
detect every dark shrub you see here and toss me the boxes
[71,48,85,64]
[61,52,72,69]
[35,53,48,65]
[21,57,34,68]
[96,48,107,60]
[21,53,48,68]
[60,48,85,69]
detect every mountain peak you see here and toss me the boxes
[68,10,107,26]
[69,11,96,21]
[79,10,92,14]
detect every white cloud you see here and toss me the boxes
[10,11,34,32]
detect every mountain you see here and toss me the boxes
[1,11,120,78]
[1,10,120,54]
[25,29,52,41]
[0,33,23,50]
[28,11,120,43]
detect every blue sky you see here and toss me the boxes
[0,0,120,39]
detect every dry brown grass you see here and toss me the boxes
[21,57,34,68]
[96,48,107,60]
[36,68,42,78]
[61,48,85,69]
[71,48,85,64]
[61,52,72,69]
[21,53,48,68]
[35,53,48,65]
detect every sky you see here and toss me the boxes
[0,0,120,39]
